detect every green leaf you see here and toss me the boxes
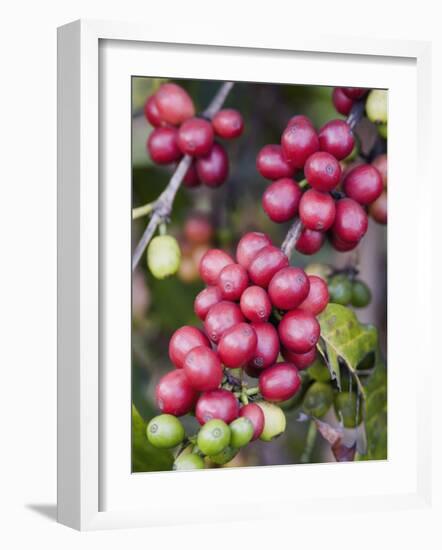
[132,404,174,472]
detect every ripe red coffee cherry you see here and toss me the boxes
[256,144,295,180]
[183,346,223,391]
[332,198,368,243]
[343,164,383,205]
[196,142,229,187]
[177,117,214,157]
[236,232,272,270]
[144,95,163,127]
[371,154,387,187]
[278,309,320,353]
[217,263,249,301]
[218,323,257,368]
[342,87,367,99]
[332,87,353,116]
[248,246,289,288]
[262,178,302,223]
[156,369,198,416]
[184,214,213,245]
[299,189,336,231]
[281,346,317,370]
[194,286,223,320]
[248,322,280,370]
[268,266,310,310]
[304,151,342,192]
[281,121,319,169]
[183,162,201,187]
[195,389,239,425]
[147,127,182,164]
[199,249,234,286]
[259,362,301,402]
[204,301,244,343]
[212,109,244,139]
[287,114,314,128]
[295,228,325,255]
[155,83,195,125]
[169,326,210,369]
[244,363,261,378]
[240,285,272,323]
[239,403,265,440]
[330,232,359,252]
[369,190,387,225]
[299,275,329,315]
[318,120,355,160]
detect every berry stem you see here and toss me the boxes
[132,201,156,219]
[132,81,235,270]
[300,420,317,463]
[245,387,259,396]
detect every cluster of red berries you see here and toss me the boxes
[144,82,244,188]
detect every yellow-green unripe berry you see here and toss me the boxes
[334,391,363,428]
[197,419,231,456]
[146,414,185,448]
[173,452,205,470]
[208,446,238,465]
[147,235,181,279]
[229,417,254,448]
[328,274,352,305]
[366,90,388,124]
[377,123,388,139]
[303,382,334,418]
[308,356,331,382]
[304,262,332,280]
[257,401,286,441]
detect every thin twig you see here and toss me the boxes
[132,81,235,270]
[346,99,365,130]
[281,218,303,257]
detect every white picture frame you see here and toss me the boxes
[57,19,432,531]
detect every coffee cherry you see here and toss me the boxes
[239,403,265,440]
[268,266,310,310]
[199,248,234,286]
[209,445,239,465]
[303,382,333,418]
[197,419,231,455]
[144,95,163,127]
[240,285,272,323]
[351,279,372,308]
[369,190,387,225]
[295,228,325,255]
[281,346,317,370]
[156,369,198,416]
[248,246,289,288]
[204,301,244,343]
[371,154,387,187]
[236,232,272,269]
[256,144,295,180]
[308,356,331,382]
[212,108,244,139]
[299,189,336,231]
[318,120,355,160]
[147,127,182,164]
[280,121,319,169]
[173,452,205,470]
[218,263,249,301]
[146,414,185,448]
[330,232,359,252]
[195,389,239,425]
[334,391,362,428]
[278,309,320,353]
[147,235,181,279]
[194,286,223,320]
[343,164,383,205]
[366,89,388,124]
[155,83,195,125]
[328,274,352,305]
[183,162,201,187]
[342,87,367,100]
[244,363,261,378]
[183,346,223,391]
[304,151,342,192]
[177,117,214,157]
[262,178,302,223]
[378,123,388,139]
[229,417,254,448]
[304,262,333,279]
[248,322,280,370]
[332,198,368,243]
[286,114,314,128]
[169,325,210,369]
[218,322,257,368]
[184,214,213,244]
[332,87,353,116]
[257,402,286,441]
[196,142,229,187]
[298,275,329,315]
[259,362,301,402]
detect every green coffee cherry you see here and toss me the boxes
[366,90,388,124]
[229,417,254,448]
[173,451,205,470]
[147,235,181,279]
[197,419,231,456]
[146,414,185,448]
[377,123,388,139]
[351,279,372,308]
[334,391,362,428]
[328,274,352,305]
[308,356,331,382]
[257,402,286,442]
[208,446,238,465]
[304,262,332,280]
[303,382,334,418]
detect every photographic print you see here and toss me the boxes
[131,78,387,472]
